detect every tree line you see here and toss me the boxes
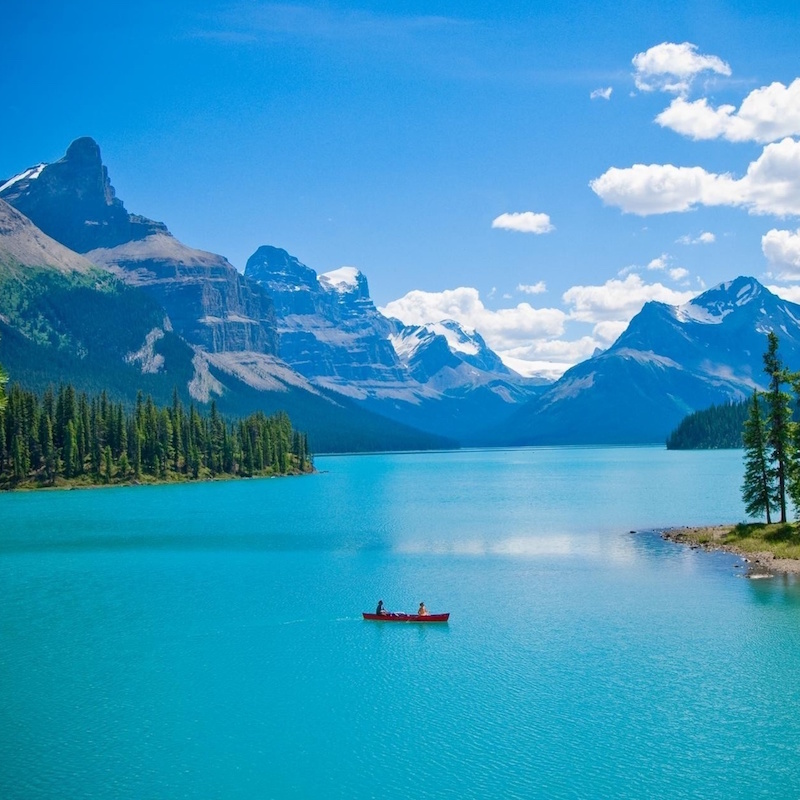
[666,400,749,450]
[0,382,312,488]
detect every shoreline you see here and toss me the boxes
[660,525,800,576]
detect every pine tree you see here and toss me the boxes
[742,391,775,523]
[103,445,113,484]
[0,338,7,415]
[763,332,794,523]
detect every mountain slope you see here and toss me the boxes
[0,172,452,453]
[244,245,543,441]
[489,277,800,445]
[1,138,278,356]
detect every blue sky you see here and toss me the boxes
[4,1,800,376]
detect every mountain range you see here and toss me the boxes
[489,276,800,445]
[0,138,540,450]
[1,137,797,450]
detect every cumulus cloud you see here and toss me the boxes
[379,287,566,352]
[677,231,715,244]
[655,79,800,143]
[562,273,696,323]
[762,228,800,279]
[647,254,669,270]
[591,86,613,100]
[381,274,703,378]
[590,137,800,216]
[492,211,554,234]
[669,267,690,281]
[517,281,547,294]
[632,42,731,95]
[501,337,602,379]
[591,320,627,344]
[767,284,800,304]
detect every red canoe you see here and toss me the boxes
[362,612,449,623]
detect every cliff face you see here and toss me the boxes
[86,234,278,355]
[244,246,401,382]
[0,138,278,356]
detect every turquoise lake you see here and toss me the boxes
[3,446,800,799]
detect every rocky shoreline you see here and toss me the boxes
[660,525,800,577]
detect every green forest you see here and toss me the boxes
[0,381,312,489]
[665,400,749,449]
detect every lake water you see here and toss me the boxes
[2,446,800,799]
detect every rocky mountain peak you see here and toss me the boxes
[65,136,103,164]
[678,276,764,323]
[245,246,318,289]
[318,266,369,299]
[0,137,166,253]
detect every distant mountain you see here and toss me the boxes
[244,245,544,441]
[488,277,800,445]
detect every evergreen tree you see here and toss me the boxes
[0,360,7,416]
[742,391,775,523]
[0,381,312,487]
[763,332,794,523]
[103,445,113,484]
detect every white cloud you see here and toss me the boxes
[762,228,800,279]
[517,281,547,294]
[591,86,613,100]
[590,137,800,216]
[677,231,715,244]
[767,284,800,304]
[562,273,696,323]
[669,267,690,281]
[380,287,609,379]
[647,254,669,270]
[632,42,731,95]
[379,287,566,352]
[655,79,800,143]
[592,320,628,344]
[501,337,602,378]
[590,163,739,214]
[492,211,554,234]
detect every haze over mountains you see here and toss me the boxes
[0,137,795,450]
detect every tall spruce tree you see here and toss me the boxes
[763,331,794,523]
[742,391,775,523]
[0,361,7,415]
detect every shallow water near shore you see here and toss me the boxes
[3,446,800,798]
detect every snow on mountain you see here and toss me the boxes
[319,266,362,293]
[0,164,46,195]
[490,276,800,445]
[245,246,543,440]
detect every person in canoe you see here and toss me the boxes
[418,602,429,616]
[376,599,389,616]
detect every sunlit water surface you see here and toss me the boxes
[3,446,800,799]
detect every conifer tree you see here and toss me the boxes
[763,331,794,523]
[742,391,775,523]
[0,342,7,415]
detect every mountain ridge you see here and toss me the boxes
[488,276,800,445]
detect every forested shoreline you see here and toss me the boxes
[0,382,312,489]
[665,400,748,450]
